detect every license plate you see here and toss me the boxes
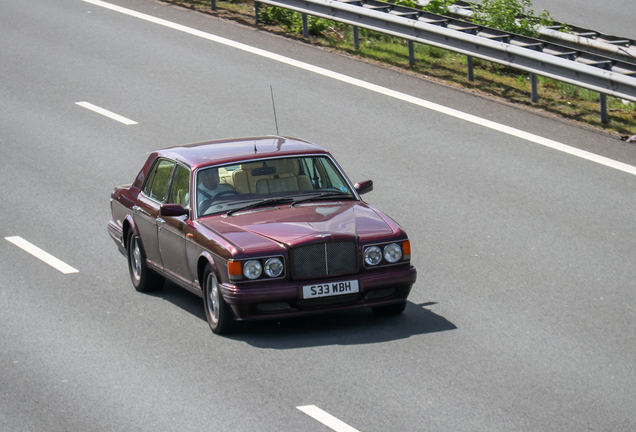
[302,280,359,299]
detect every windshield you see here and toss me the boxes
[196,156,356,216]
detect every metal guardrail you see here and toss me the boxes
[439,0,636,65]
[253,0,636,122]
[541,26,636,65]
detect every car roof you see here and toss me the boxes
[156,136,331,170]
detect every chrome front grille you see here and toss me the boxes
[292,241,358,279]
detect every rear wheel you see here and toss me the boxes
[372,300,407,316]
[127,231,164,292]
[202,265,235,334]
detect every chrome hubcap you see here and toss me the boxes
[206,273,219,323]
[131,238,141,280]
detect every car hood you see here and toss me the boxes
[199,201,399,253]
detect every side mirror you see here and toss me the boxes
[354,180,373,195]
[161,203,189,218]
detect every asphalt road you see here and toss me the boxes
[531,0,634,40]
[1,0,635,431]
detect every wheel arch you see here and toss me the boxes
[197,252,219,289]
[122,215,139,251]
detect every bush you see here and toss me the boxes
[258,7,335,36]
[471,0,554,37]
[422,0,454,14]
[392,0,419,8]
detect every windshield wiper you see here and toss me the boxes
[291,191,352,206]
[226,197,295,216]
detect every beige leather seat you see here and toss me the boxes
[255,159,312,193]
[232,159,312,194]
[232,161,271,194]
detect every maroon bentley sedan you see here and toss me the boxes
[108,136,417,334]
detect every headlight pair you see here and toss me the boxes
[229,257,284,281]
[363,242,408,266]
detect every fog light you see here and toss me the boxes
[257,302,290,312]
[365,288,396,300]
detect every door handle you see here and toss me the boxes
[133,205,150,217]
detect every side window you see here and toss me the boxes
[167,164,190,208]
[141,163,157,197]
[143,159,175,203]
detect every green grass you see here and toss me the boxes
[160,0,636,137]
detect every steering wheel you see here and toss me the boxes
[199,190,239,215]
[211,190,239,201]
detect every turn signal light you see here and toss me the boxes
[402,241,411,260]
[228,261,242,279]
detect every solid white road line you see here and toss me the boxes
[75,101,138,125]
[83,0,636,177]
[5,236,79,274]
[297,405,361,432]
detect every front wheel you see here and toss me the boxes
[371,300,407,316]
[127,231,164,292]
[202,265,235,334]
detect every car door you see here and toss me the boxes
[134,159,175,270]
[158,163,192,284]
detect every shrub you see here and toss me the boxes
[258,7,335,36]
[471,0,554,37]
[422,0,454,14]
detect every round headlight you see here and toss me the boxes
[383,243,402,263]
[364,246,382,266]
[264,257,284,278]
[243,260,262,279]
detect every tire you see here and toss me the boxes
[127,231,164,293]
[371,300,407,316]
[202,265,235,335]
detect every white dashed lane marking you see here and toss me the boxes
[297,405,361,432]
[5,236,79,274]
[75,101,138,125]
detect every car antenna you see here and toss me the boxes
[270,85,279,136]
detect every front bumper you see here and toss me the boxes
[221,264,417,320]
[107,220,127,257]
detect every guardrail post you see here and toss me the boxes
[467,56,474,82]
[600,94,609,124]
[531,73,538,103]
[302,14,308,38]
[254,2,259,24]
[353,26,360,50]
[211,0,217,11]
[408,41,415,67]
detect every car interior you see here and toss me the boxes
[226,158,313,194]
